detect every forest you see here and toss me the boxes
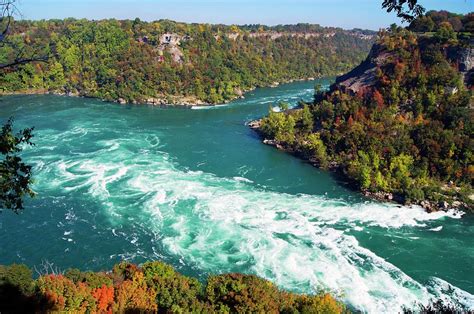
[0,19,373,105]
[258,12,473,212]
[0,261,343,313]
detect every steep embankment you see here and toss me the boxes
[254,19,473,212]
[0,20,374,106]
[335,40,474,94]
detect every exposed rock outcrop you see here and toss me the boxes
[458,46,474,87]
[335,40,474,94]
[332,44,389,94]
[156,33,187,64]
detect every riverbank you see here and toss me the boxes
[0,78,321,108]
[248,119,472,214]
[2,79,473,311]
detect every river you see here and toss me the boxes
[0,79,473,312]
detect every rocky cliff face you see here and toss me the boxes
[458,46,473,87]
[333,40,474,93]
[331,44,388,94]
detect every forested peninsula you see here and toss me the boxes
[0,19,373,105]
[254,11,474,212]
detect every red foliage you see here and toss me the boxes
[92,285,114,313]
[355,107,366,121]
[347,115,354,127]
[373,89,385,109]
[394,60,406,81]
[356,86,369,99]
[413,50,422,73]
[37,274,93,312]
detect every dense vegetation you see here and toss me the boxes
[0,261,343,313]
[258,13,473,211]
[0,19,373,104]
[0,117,35,213]
[408,10,474,33]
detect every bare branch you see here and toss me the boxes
[34,260,63,277]
[0,0,49,70]
[0,0,19,43]
[0,56,48,69]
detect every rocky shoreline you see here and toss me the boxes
[248,120,471,214]
[1,77,320,108]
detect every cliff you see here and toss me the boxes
[0,19,374,106]
[332,44,387,94]
[254,28,474,213]
[334,38,474,94]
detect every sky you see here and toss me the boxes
[16,0,473,30]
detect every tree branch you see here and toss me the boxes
[0,56,49,69]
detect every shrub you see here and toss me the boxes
[114,271,158,312]
[0,264,34,295]
[112,261,140,282]
[65,269,113,288]
[91,284,115,312]
[0,264,35,312]
[206,273,282,313]
[282,293,345,314]
[0,262,343,313]
[142,261,203,311]
[36,274,96,312]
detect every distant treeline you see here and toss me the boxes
[0,19,373,104]
[408,10,473,33]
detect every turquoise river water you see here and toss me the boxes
[0,79,473,312]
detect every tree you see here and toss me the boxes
[0,1,36,214]
[434,22,457,43]
[300,104,314,133]
[0,0,48,69]
[408,16,435,32]
[0,118,35,213]
[382,0,425,22]
[303,133,328,168]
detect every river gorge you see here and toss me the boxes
[0,79,473,312]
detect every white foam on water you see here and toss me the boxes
[29,122,472,313]
[427,277,474,310]
[429,226,443,232]
[191,104,230,110]
[233,176,254,183]
[272,106,282,112]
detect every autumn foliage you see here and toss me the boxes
[0,262,344,313]
[259,14,473,211]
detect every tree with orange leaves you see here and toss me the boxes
[373,89,385,109]
[92,285,114,313]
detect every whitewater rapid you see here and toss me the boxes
[1,81,472,313]
[27,125,472,312]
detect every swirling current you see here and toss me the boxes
[0,79,473,312]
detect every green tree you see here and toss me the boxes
[0,118,35,213]
[389,154,414,191]
[303,133,328,168]
[47,61,66,90]
[382,0,425,22]
[434,22,457,43]
[408,16,435,32]
[301,104,314,134]
[275,115,296,144]
[348,151,372,190]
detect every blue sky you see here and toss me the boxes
[17,0,473,30]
